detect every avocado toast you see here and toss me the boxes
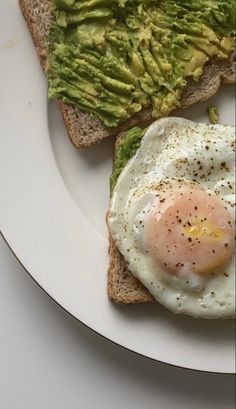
[19,0,235,148]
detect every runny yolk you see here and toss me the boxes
[144,187,235,276]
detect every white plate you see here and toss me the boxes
[0,0,235,374]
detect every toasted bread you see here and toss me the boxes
[19,0,235,149]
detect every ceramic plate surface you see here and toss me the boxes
[0,0,235,373]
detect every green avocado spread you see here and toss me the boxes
[207,105,219,124]
[110,126,144,193]
[48,0,235,128]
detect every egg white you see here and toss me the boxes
[108,118,235,318]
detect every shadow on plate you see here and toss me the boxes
[111,302,235,345]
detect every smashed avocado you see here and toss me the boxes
[110,126,144,193]
[207,106,219,124]
[48,0,235,128]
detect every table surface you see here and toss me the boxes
[0,236,235,409]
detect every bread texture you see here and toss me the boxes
[19,0,235,149]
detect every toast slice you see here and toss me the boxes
[19,0,235,149]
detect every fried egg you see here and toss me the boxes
[107,118,235,318]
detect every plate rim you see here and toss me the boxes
[2,230,234,375]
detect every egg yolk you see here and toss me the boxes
[144,187,235,276]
